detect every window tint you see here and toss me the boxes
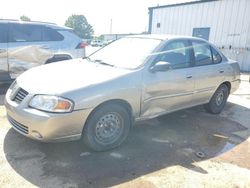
[42,27,64,41]
[9,24,42,42]
[0,23,8,43]
[211,47,222,64]
[156,40,191,69]
[192,41,213,66]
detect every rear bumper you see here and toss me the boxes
[230,79,241,94]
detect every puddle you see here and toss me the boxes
[217,142,236,155]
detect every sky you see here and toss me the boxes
[0,0,191,36]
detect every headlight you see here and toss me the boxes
[29,95,74,113]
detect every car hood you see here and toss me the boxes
[17,58,132,94]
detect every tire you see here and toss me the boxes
[83,103,131,151]
[204,84,229,114]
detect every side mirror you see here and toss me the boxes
[150,61,171,73]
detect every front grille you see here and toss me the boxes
[12,88,29,103]
[8,116,29,134]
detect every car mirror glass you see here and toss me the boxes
[150,61,171,73]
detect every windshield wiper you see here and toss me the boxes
[83,57,114,67]
[93,59,114,67]
[82,56,92,61]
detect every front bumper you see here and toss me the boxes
[4,89,93,142]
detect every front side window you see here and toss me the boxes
[0,23,8,43]
[192,41,213,66]
[155,40,191,69]
[9,24,42,42]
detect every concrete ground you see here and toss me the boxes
[0,75,250,188]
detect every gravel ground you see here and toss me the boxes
[0,77,249,188]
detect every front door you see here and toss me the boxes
[0,23,9,82]
[141,39,195,118]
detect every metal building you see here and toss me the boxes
[148,0,250,72]
[101,34,135,42]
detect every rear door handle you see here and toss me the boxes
[219,70,224,73]
[186,75,192,79]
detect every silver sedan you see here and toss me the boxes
[5,35,240,151]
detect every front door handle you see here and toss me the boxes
[186,75,192,79]
[219,69,224,73]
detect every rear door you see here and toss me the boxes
[0,23,9,82]
[190,40,226,105]
[41,26,64,53]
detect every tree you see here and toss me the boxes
[65,15,94,39]
[20,15,31,21]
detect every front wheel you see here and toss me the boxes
[83,103,131,151]
[204,84,229,114]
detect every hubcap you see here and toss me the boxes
[95,112,123,144]
[215,90,224,106]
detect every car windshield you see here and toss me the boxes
[89,37,162,69]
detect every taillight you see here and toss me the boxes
[76,42,88,49]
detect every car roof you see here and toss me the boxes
[125,34,207,42]
[0,19,72,30]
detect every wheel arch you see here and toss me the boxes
[221,81,231,93]
[84,99,134,130]
[207,81,231,104]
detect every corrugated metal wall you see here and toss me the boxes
[150,0,250,72]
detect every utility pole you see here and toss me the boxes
[110,19,112,34]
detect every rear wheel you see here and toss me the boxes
[204,84,229,114]
[83,103,131,151]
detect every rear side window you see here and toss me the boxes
[155,40,191,69]
[0,23,8,43]
[42,27,64,41]
[9,24,42,42]
[192,41,213,66]
[211,47,222,64]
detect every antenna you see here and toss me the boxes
[110,19,112,34]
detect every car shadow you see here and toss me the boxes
[3,102,249,187]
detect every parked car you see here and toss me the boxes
[5,35,240,151]
[91,40,103,47]
[0,19,85,84]
[103,40,114,46]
